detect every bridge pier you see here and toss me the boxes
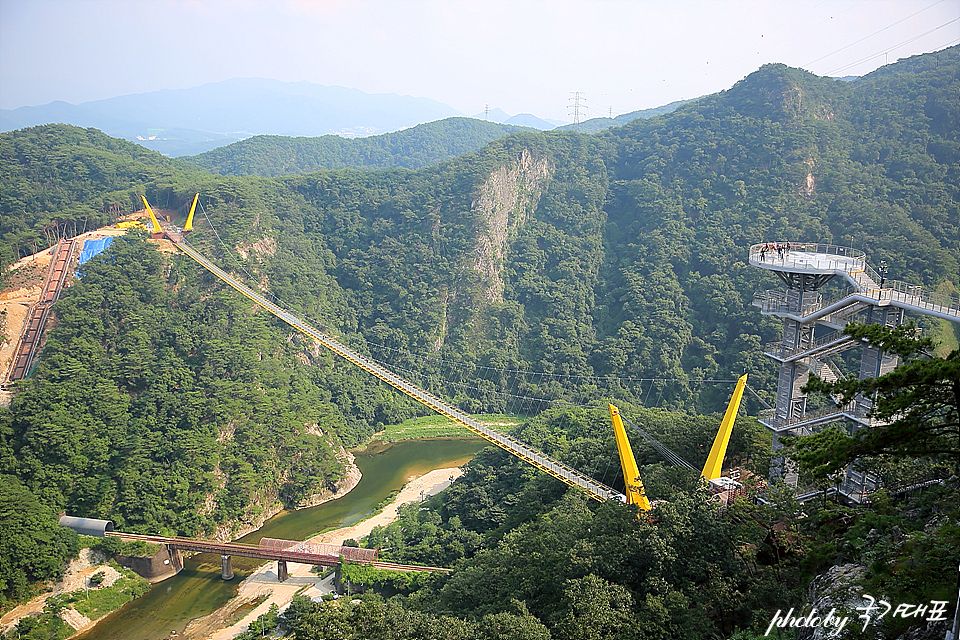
[277,559,288,582]
[221,555,234,580]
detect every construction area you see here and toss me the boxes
[0,208,178,405]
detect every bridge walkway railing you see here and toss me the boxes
[173,239,626,504]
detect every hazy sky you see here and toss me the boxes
[1,0,958,122]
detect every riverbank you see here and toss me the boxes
[210,448,362,543]
[189,466,464,640]
[0,549,146,638]
[0,454,363,638]
[66,438,486,640]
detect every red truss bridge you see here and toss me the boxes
[106,531,452,580]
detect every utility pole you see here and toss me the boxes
[568,92,584,131]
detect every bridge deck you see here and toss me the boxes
[172,239,626,503]
[751,244,865,275]
[108,532,449,573]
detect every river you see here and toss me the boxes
[76,437,488,640]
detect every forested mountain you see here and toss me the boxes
[0,124,207,267]
[184,117,535,176]
[1,47,958,637]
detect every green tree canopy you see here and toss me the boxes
[0,475,79,607]
[790,323,960,479]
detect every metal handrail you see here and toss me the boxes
[764,327,855,360]
[750,243,959,321]
[748,243,866,273]
[880,280,960,315]
[173,239,626,503]
[758,403,870,431]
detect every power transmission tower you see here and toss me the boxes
[484,104,490,120]
[568,92,584,131]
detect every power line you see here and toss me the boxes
[824,21,960,76]
[570,94,616,121]
[803,0,948,69]
[620,0,952,102]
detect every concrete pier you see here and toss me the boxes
[277,559,288,582]
[221,555,234,580]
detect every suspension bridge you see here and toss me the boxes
[53,196,873,586]
[152,199,958,505]
[57,191,753,579]
[142,195,753,511]
[39,194,958,592]
[173,234,628,503]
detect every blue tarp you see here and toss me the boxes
[77,237,114,271]
[77,236,113,277]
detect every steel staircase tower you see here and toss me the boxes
[749,243,960,502]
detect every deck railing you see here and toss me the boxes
[173,239,626,504]
[758,403,870,431]
[763,327,856,361]
[750,243,959,321]
[748,243,866,273]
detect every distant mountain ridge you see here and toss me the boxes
[469,108,563,130]
[0,76,702,157]
[555,98,694,133]
[184,117,536,176]
[1,48,958,638]
[0,78,465,156]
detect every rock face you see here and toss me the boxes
[894,620,952,640]
[470,149,552,305]
[800,563,954,640]
[0,548,118,635]
[798,563,870,640]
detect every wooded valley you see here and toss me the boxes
[0,46,957,639]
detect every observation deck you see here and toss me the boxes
[749,242,959,500]
[750,243,866,276]
[749,243,960,324]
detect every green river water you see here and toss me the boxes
[76,437,487,640]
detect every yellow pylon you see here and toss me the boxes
[184,193,199,232]
[609,404,651,511]
[140,195,163,234]
[701,374,748,481]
